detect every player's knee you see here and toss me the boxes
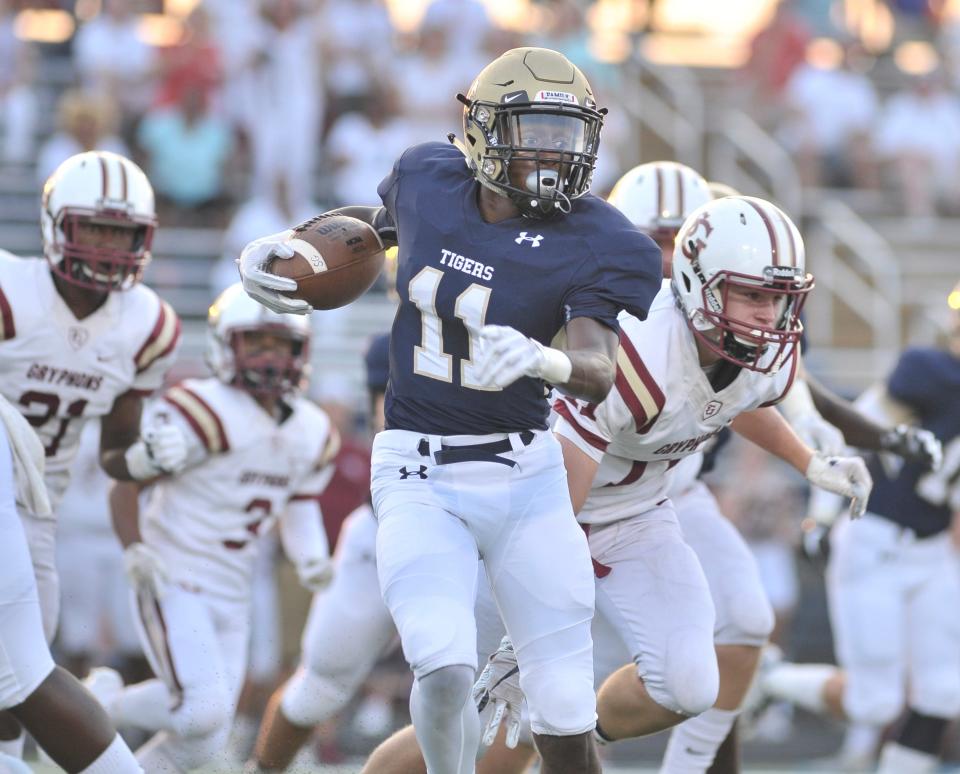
[171,684,233,740]
[170,726,231,771]
[524,671,596,736]
[280,666,355,727]
[846,687,902,727]
[912,669,960,718]
[647,632,719,716]
[416,665,474,716]
[722,592,774,646]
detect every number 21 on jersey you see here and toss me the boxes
[408,267,496,391]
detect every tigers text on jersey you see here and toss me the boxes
[867,347,960,537]
[554,286,797,525]
[139,378,338,601]
[0,252,180,510]
[377,141,662,435]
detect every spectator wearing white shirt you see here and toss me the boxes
[778,39,879,188]
[72,0,155,123]
[874,69,960,218]
[325,89,415,207]
[236,0,324,209]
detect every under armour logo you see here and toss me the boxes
[399,465,428,480]
[515,232,543,247]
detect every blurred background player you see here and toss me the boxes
[84,283,338,772]
[0,150,185,761]
[0,393,143,773]
[755,283,959,774]
[247,332,393,773]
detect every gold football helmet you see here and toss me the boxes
[457,47,605,219]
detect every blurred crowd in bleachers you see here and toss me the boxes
[2,0,959,766]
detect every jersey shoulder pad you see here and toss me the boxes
[124,287,181,375]
[162,378,230,454]
[614,313,667,433]
[290,397,339,468]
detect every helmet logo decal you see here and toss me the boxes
[534,90,577,104]
[680,212,714,260]
[515,231,544,247]
[502,91,528,103]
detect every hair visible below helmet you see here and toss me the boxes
[459,47,605,219]
[206,284,311,397]
[607,161,712,242]
[671,196,814,374]
[41,151,156,292]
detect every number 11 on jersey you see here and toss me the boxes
[408,267,496,391]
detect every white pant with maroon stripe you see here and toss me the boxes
[129,583,249,762]
[371,428,597,736]
[587,501,719,717]
[675,481,774,647]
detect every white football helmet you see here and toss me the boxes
[607,161,712,242]
[41,151,156,292]
[671,196,814,374]
[207,284,311,397]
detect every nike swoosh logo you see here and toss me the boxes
[504,94,523,103]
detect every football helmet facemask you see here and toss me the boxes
[671,196,814,374]
[41,151,156,292]
[458,47,605,219]
[207,284,311,398]
[607,161,712,244]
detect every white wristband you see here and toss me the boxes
[538,345,573,385]
[124,441,158,481]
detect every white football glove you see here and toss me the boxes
[124,424,188,480]
[805,453,873,519]
[296,555,334,593]
[123,542,169,600]
[789,413,847,457]
[236,230,313,315]
[474,325,571,390]
[473,636,524,749]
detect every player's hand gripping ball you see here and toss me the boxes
[267,214,385,311]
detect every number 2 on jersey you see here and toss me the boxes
[408,267,495,390]
[18,390,87,457]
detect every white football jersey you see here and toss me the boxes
[554,286,797,525]
[139,378,339,601]
[0,252,180,510]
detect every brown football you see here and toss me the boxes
[267,214,385,310]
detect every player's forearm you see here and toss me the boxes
[555,349,615,403]
[554,317,619,403]
[100,447,136,480]
[318,206,398,248]
[806,373,888,450]
[732,406,814,473]
[280,498,330,567]
[109,480,143,548]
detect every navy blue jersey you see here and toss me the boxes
[867,347,960,537]
[364,333,391,394]
[378,142,661,435]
